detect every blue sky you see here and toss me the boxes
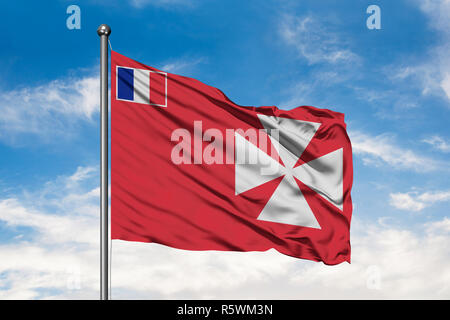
[0,0,449,299]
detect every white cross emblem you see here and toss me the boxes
[235,115,344,229]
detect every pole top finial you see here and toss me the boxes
[97,24,111,37]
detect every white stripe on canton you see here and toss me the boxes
[133,68,150,104]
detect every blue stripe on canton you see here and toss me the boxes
[117,67,134,101]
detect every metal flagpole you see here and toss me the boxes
[97,24,111,301]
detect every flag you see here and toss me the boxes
[111,51,353,265]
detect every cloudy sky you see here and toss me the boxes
[0,0,449,299]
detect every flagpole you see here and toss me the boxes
[97,23,111,301]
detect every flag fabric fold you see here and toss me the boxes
[111,51,353,265]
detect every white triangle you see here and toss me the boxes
[257,114,321,168]
[292,148,343,211]
[234,132,284,195]
[257,174,321,229]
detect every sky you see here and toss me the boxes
[0,0,449,299]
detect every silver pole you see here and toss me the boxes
[97,24,111,301]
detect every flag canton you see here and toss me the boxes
[116,66,167,107]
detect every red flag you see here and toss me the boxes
[111,51,353,265]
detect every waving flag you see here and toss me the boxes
[111,51,353,265]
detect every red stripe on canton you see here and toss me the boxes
[150,72,166,106]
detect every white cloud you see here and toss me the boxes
[279,1,450,115]
[0,166,99,246]
[423,135,450,153]
[0,198,98,245]
[390,190,450,211]
[387,60,450,103]
[426,217,450,234]
[349,130,443,172]
[67,166,97,184]
[441,73,450,100]
[387,0,450,103]
[0,166,100,299]
[417,0,450,34]
[1,166,450,299]
[160,57,206,74]
[279,69,352,109]
[389,193,426,212]
[280,15,359,65]
[286,220,450,299]
[419,190,450,202]
[0,72,99,144]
